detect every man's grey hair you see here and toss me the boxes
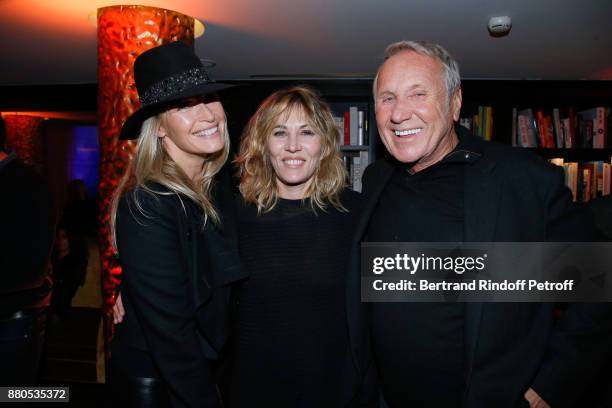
[373,40,461,108]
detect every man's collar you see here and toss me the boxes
[441,124,483,165]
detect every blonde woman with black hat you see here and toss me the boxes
[109,41,246,407]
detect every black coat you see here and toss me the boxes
[345,126,612,408]
[113,182,246,408]
[0,154,55,313]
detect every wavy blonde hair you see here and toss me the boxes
[110,110,230,252]
[235,86,347,213]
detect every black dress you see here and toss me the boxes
[229,190,360,408]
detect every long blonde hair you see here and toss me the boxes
[235,86,347,213]
[110,112,230,252]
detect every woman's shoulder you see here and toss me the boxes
[118,183,180,223]
[121,183,173,205]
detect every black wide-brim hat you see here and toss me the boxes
[119,41,233,140]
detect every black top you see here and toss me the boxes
[230,190,360,408]
[367,143,473,407]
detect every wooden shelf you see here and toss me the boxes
[526,148,612,162]
[340,145,370,152]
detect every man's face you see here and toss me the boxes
[375,51,461,171]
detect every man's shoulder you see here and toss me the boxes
[339,187,362,211]
[478,139,559,178]
[2,156,40,179]
[363,159,394,181]
[1,157,49,195]
[458,125,552,173]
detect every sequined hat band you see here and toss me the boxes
[139,66,211,107]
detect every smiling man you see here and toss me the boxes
[374,45,461,173]
[343,41,612,408]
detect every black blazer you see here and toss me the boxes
[346,126,612,408]
[114,182,246,407]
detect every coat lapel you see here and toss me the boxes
[463,145,501,397]
[464,159,501,243]
[355,160,396,245]
[346,160,395,375]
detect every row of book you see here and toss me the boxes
[459,105,494,141]
[343,151,370,192]
[550,158,611,202]
[332,106,368,146]
[514,107,609,149]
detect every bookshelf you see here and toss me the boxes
[526,148,612,162]
[460,80,611,146]
[460,80,612,202]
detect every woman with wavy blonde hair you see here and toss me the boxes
[108,41,246,408]
[228,86,364,407]
[235,85,347,212]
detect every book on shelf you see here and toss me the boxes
[595,161,604,197]
[552,108,564,148]
[580,168,592,202]
[352,155,362,192]
[578,107,607,148]
[472,111,480,137]
[550,158,612,201]
[511,108,518,147]
[333,105,368,147]
[349,106,359,146]
[582,162,597,200]
[513,106,611,149]
[564,107,578,148]
[358,110,365,146]
[517,109,538,148]
[477,106,484,139]
[580,119,594,148]
[485,106,493,141]
[461,105,493,141]
[564,162,579,202]
[343,111,350,145]
[535,110,555,148]
[345,150,370,192]
[520,109,561,148]
[603,163,611,196]
[332,115,344,146]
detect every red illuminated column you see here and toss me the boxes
[96,5,195,360]
[3,114,45,173]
